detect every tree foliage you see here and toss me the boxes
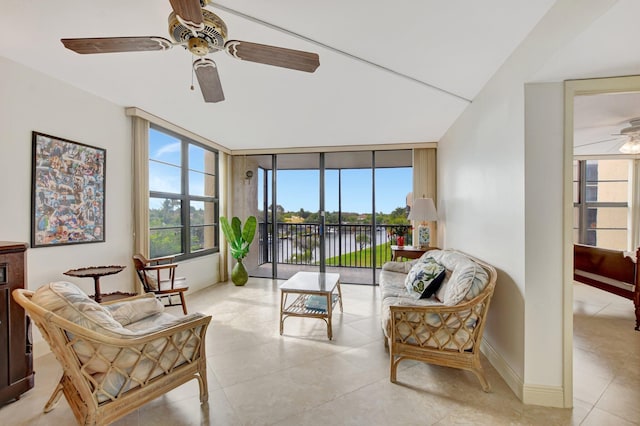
[258,206,409,226]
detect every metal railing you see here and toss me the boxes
[257,222,411,268]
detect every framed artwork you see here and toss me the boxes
[31,132,106,247]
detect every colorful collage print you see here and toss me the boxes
[32,132,105,247]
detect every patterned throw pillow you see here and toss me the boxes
[404,258,446,299]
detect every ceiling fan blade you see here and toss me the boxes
[169,0,205,32]
[61,37,173,54]
[193,58,225,103]
[225,40,320,73]
[574,137,623,148]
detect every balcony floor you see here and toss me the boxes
[249,262,381,285]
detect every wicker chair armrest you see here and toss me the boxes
[44,311,211,346]
[389,288,492,316]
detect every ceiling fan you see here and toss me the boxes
[60,0,320,103]
[575,118,640,155]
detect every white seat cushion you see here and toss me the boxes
[32,281,205,401]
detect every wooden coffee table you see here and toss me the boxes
[279,271,343,340]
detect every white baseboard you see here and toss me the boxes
[481,339,523,400]
[481,340,566,407]
[522,384,566,407]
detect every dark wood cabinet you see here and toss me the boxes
[0,242,34,404]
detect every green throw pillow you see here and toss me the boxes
[404,258,446,299]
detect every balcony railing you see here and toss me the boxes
[257,223,411,268]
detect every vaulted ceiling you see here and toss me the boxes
[1,1,639,153]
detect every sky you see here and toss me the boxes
[259,167,412,214]
[149,128,413,214]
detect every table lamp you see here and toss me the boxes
[408,198,437,248]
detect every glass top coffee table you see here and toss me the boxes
[279,271,343,340]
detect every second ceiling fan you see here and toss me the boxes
[61,0,320,103]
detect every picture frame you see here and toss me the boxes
[31,132,106,247]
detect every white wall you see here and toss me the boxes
[437,0,617,407]
[438,70,527,394]
[0,56,134,295]
[0,57,221,354]
[524,83,565,403]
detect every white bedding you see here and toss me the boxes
[574,269,635,292]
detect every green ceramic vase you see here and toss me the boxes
[231,259,248,286]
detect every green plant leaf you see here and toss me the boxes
[242,216,257,245]
[231,217,242,241]
[220,216,234,243]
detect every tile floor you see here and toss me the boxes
[1,279,638,425]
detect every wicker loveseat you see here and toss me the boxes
[379,249,497,391]
[12,281,211,425]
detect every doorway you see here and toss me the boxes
[564,75,640,407]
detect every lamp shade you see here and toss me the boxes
[619,134,640,154]
[408,198,437,248]
[408,198,437,222]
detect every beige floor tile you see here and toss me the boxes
[595,375,640,424]
[1,278,638,426]
[580,407,638,426]
[278,378,451,426]
[572,358,613,405]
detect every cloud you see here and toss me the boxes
[155,142,181,157]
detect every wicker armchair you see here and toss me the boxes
[12,282,211,426]
[382,251,498,391]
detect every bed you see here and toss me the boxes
[573,244,640,331]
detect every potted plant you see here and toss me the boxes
[390,225,408,247]
[220,215,257,286]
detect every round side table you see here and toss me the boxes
[64,265,126,303]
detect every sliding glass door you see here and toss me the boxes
[274,153,320,280]
[324,152,374,284]
[247,149,412,284]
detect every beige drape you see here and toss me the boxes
[412,148,437,247]
[132,116,150,257]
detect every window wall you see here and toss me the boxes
[148,125,219,258]
[573,159,630,250]
[247,149,413,284]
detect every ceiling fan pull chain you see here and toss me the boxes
[190,54,195,91]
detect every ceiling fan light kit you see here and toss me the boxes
[60,0,320,103]
[619,135,640,154]
[619,118,640,154]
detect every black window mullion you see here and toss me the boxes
[576,159,630,248]
[182,140,190,256]
[148,125,219,260]
[579,160,587,244]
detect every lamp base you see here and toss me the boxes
[417,224,430,248]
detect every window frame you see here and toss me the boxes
[573,158,629,250]
[148,124,219,261]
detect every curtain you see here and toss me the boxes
[412,148,437,246]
